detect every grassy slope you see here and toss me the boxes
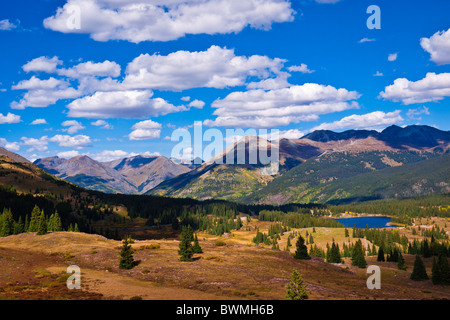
[242,152,449,205]
[1,228,449,300]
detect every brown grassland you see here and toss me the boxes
[0,216,449,300]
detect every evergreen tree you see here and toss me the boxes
[327,241,342,263]
[28,205,41,233]
[410,255,429,281]
[74,223,80,232]
[192,234,203,254]
[351,239,367,268]
[397,252,407,270]
[24,215,29,234]
[14,216,24,235]
[438,254,450,285]
[1,208,14,236]
[345,228,350,238]
[432,254,450,285]
[423,239,432,258]
[377,247,385,262]
[178,227,194,262]
[36,211,47,235]
[285,269,309,300]
[294,235,310,260]
[119,237,135,269]
[53,211,62,231]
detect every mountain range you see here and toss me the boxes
[34,154,190,194]
[3,124,449,205]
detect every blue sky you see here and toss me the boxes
[0,0,449,162]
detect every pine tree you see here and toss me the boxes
[285,269,309,300]
[192,234,203,254]
[28,205,41,233]
[351,239,367,268]
[119,237,135,269]
[410,255,429,281]
[1,208,14,236]
[14,216,24,235]
[345,228,349,238]
[178,226,194,262]
[438,254,450,285]
[327,241,342,263]
[432,254,450,285]
[53,211,62,231]
[397,252,407,270]
[36,211,47,235]
[377,247,385,262]
[294,235,310,260]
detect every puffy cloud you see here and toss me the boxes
[12,76,69,90]
[67,90,182,118]
[91,120,112,129]
[11,76,78,109]
[0,113,21,124]
[311,110,403,131]
[49,134,91,149]
[380,72,450,105]
[421,28,450,65]
[61,120,85,134]
[22,56,62,73]
[10,87,80,109]
[204,83,360,128]
[373,71,383,77]
[21,136,49,152]
[31,119,48,125]
[287,64,314,74]
[122,46,287,91]
[388,53,398,61]
[58,60,121,78]
[57,150,80,158]
[279,129,304,139]
[0,138,20,152]
[129,119,162,140]
[188,99,205,109]
[44,0,295,43]
[0,19,17,31]
[246,74,290,90]
[91,150,136,162]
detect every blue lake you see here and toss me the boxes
[331,216,394,229]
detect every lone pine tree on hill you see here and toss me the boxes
[119,237,135,269]
[178,226,194,262]
[410,255,429,281]
[294,235,310,260]
[285,269,309,300]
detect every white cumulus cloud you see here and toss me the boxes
[43,0,295,43]
[311,110,404,131]
[204,83,361,128]
[129,120,162,140]
[380,72,450,105]
[421,28,450,65]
